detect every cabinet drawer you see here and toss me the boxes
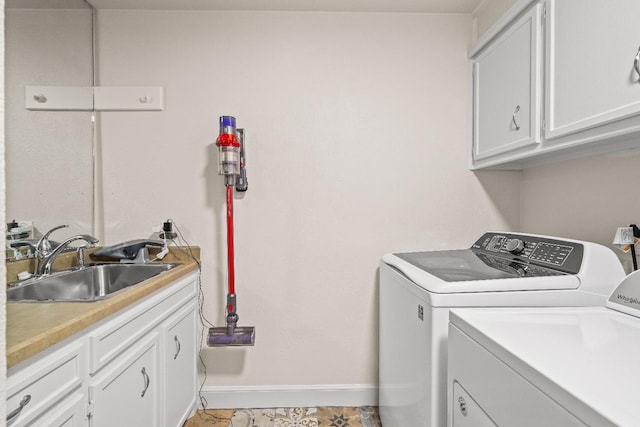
[7,342,83,426]
[87,273,196,374]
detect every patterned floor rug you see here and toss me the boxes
[183,407,382,427]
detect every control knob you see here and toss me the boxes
[507,262,527,277]
[505,238,525,255]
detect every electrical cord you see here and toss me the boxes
[165,220,230,422]
[630,224,640,271]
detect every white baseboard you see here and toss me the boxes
[199,384,378,409]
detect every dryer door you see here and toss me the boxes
[452,382,496,427]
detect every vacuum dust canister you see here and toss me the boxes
[216,115,241,176]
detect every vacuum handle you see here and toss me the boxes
[236,128,248,192]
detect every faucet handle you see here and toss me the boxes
[76,245,88,268]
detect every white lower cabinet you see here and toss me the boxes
[162,303,198,427]
[7,272,198,427]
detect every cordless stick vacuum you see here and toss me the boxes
[208,116,255,347]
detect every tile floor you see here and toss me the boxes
[183,406,382,427]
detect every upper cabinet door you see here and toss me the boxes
[545,0,640,139]
[472,4,543,162]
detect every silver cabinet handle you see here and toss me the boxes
[141,367,150,397]
[512,105,521,131]
[634,46,640,79]
[173,335,181,360]
[7,394,31,422]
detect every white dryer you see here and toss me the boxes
[379,232,625,427]
[448,270,640,427]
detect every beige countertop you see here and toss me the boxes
[6,247,200,368]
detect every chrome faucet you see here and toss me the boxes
[37,234,99,275]
[34,224,68,274]
[36,224,68,256]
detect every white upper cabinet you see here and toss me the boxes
[472,3,543,161]
[545,0,640,139]
[470,0,640,169]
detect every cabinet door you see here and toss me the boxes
[472,4,543,162]
[162,303,197,427]
[545,0,640,139]
[89,332,159,427]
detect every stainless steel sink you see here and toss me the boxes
[7,263,178,302]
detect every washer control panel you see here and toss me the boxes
[472,233,584,274]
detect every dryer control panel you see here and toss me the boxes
[472,233,584,274]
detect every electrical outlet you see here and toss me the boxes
[18,220,33,229]
[621,227,635,245]
[160,220,177,240]
[8,220,35,240]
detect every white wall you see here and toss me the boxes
[521,150,640,272]
[95,10,519,403]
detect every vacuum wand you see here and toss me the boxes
[208,116,255,347]
[225,183,237,333]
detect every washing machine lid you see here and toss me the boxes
[383,253,580,293]
[383,232,585,293]
[450,306,640,426]
[394,249,568,282]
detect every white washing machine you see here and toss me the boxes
[448,270,640,427]
[379,232,625,427]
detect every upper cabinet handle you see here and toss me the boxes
[634,46,640,80]
[512,105,521,131]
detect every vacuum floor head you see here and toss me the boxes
[208,326,255,347]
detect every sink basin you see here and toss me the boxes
[7,263,178,302]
